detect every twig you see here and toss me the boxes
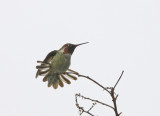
[119,112,122,116]
[75,94,94,116]
[114,71,124,89]
[88,102,97,113]
[76,93,114,109]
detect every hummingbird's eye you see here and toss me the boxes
[66,44,70,47]
[63,44,70,48]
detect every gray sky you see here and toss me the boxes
[0,0,160,116]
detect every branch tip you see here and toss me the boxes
[114,71,124,89]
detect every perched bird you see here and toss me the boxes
[36,42,88,89]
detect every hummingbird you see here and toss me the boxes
[36,42,89,89]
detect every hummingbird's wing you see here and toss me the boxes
[43,50,58,63]
[36,50,57,78]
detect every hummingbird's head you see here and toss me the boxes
[59,42,89,54]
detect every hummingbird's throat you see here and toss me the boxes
[63,48,69,54]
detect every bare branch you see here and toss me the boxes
[75,74,111,94]
[73,71,124,116]
[76,93,114,109]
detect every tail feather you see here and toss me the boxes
[36,65,50,70]
[60,74,71,84]
[48,81,52,87]
[38,70,49,75]
[59,78,64,87]
[68,69,79,75]
[53,80,59,89]
[37,61,50,65]
[36,61,50,78]
[36,70,40,78]
[48,75,53,87]
[36,69,49,78]
[66,73,77,80]
[43,74,48,82]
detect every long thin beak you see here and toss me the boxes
[76,42,89,46]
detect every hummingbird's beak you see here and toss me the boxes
[75,42,89,47]
[68,42,89,54]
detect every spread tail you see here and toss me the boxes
[42,73,77,89]
[36,61,78,89]
[47,73,60,89]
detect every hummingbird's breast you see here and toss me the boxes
[51,52,71,73]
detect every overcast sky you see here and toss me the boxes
[0,0,160,116]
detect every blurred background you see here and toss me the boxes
[0,0,160,116]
